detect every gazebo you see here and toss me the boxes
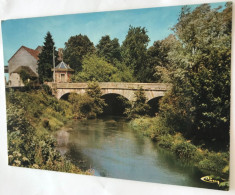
[52,61,74,83]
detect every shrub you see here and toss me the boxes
[198,152,229,177]
[173,141,197,160]
[158,134,174,149]
[68,82,106,119]
[41,84,52,95]
[125,88,150,118]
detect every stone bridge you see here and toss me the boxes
[46,82,171,102]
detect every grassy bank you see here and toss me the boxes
[130,117,229,189]
[6,87,91,175]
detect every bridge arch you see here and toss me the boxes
[147,96,163,116]
[57,89,86,100]
[60,92,72,100]
[101,90,134,101]
[101,93,131,116]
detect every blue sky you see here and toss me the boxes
[1,2,226,66]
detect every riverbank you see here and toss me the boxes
[6,87,91,175]
[129,117,229,190]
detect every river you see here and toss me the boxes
[56,116,218,190]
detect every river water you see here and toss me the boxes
[56,116,218,190]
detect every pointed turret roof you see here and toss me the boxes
[52,61,74,72]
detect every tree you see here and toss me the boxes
[72,54,135,82]
[72,54,118,82]
[147,34,179,82]
[160,3,232,146]
[68,82,107,118]
[121,26,150,81]
[37,32,58,83]
[125,88,150,118]
[96,35,122,64]
[63,34,95,72]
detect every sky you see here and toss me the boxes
[1,2,226,67]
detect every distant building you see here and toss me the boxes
[52,61,74,83]
[8,46,41,86]
[7,46,65,87]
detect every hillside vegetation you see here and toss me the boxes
[6,86,90,174]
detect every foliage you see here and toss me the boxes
[147,34,179,82]
[68,81,107,118]
[198,152,229,176]
[19,69,37,85]
[121,26,150,81]
[40,84,52,95]
[85,81,107,116]
[125,88,150,118]
[96,35,122,64]
[6,89,90,174]
[38,32,59,83]
[72,54,135,82]
[72,54,118,82]
[130,116,229,181]
[111,60,135,82]
[158,3,231,147]
[173,141,197,160]
[63,34,95,72]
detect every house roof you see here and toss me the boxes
[22,46,40,60]
[52,61,74,72]
[8,46,40,62]
[12,66,38,77]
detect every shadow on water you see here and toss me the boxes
[56,116,219,190]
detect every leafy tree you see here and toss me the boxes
[121,26,150,81]
[86,81,107,116]
[63,34,95,72]
[71,54,118,82]
[96,35,122,64]
[125,88,150,118]
[37,32,58,83]
[72,54,135,82]
[68,82,107,118]
[147,34,179,82]
[111,60,135,82]
[160,3,232,146]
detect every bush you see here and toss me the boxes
[68,82,106,119]
[125,88,150,118]
[173,141,197,160]
[41,84,52,95]
[6,88,92,174]
[158,134,174,149]
[198,152,229,177]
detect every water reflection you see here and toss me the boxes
[56,116,218,190]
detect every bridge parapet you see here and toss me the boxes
[46,82,172,101]
[47,82,171,90]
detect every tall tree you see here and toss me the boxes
[121,26,150,81]
[63,34,95,72]
[72,54,118,82]
[37,32,58,83]
[96,35,121,64]
[147,34,178,82]
[160,3,232,146]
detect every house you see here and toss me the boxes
[7,45,65,86]
[52,61,74,83]
[8,46,41,86]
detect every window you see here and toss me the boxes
[61,74,65,82]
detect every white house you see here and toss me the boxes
[8,46,41,86]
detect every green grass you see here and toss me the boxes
[129,116,229,189]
